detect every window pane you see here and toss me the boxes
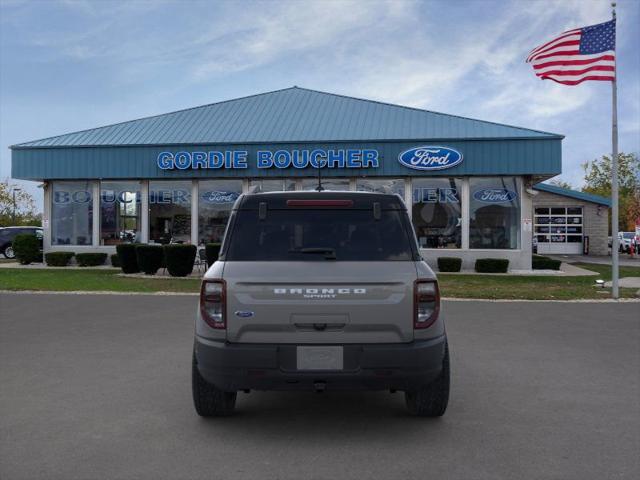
[51,181,93,245]
[248,179,284,193]
[535,207,549,215]
[566,226,582,234]
[301,178,349,191]
[469,177,520,249]
[356,178,405,198]
[536,235,550,242]
[567,235,582,243]
[567,207,582,215]
[536,216,550,224]
[100,181,141,245]
[567,216,582,224]
[226,210,414,261]
[535,226,550,233]
[198,179,242,245]
[149,181,192,244]
[412,178,462,249]
[551,207,565,215]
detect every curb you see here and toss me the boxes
[0,290,198,296]
[0,290,638,302]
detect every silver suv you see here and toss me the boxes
[192,191,449,417]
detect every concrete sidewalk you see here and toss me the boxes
[548,254,640,267]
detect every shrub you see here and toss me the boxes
[475,258,509,273]
[110,254,121,268]
[135,245,164,275]
[532,255,561,270]
[13,234,41,265]
[205,243,222,267]
[45,252,75,267]
[75,253,108,267]
[116,244,139,274]
[163,244,197,277]
[437,257,462,272]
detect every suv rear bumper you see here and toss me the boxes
[194,335,447,392]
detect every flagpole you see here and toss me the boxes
[611,1,619,299]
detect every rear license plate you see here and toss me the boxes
[296,346,344,371]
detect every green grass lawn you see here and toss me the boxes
[0,262,638,299]
[438,262,640,300]
[0,268,200,293]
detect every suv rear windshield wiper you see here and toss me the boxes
[289,247,337,260]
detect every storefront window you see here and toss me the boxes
[469,177,520,249]
[412,178,462,249]
[356,178,405,197]
[149,181,192,244]
[51,181,93,245]
[198,179,242,245]
[301,178,350,191]
[100,181,141,245]
[248,179,296,193]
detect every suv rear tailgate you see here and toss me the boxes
[223,261,417,344]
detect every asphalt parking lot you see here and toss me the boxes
[1,294,638,480]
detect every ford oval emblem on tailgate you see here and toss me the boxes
[234,311,254,318]
[398,146,463,171]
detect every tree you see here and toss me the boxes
[547,178,573,190]
[582,153,640,231]
[0,180,41,227]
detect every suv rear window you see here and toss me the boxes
[224,209,417,261]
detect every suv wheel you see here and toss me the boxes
[3,245,15,259]
[192,350,236,417]
[405,342,450,417]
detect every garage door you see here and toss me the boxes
[535,207,583,254]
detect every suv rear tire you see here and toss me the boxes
[405,341,450,417]
[192,351,237,417]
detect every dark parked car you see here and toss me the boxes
[0,227,43,259]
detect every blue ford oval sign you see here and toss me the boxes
[473,188,518,203]
[398,146,463,171]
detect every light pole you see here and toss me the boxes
[12,188,22,224]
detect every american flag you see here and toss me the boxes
[526,19,616,85]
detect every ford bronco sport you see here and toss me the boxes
[192,191,449,417]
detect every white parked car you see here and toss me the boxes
[619,232,635,252]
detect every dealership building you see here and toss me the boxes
[10,87,611,269]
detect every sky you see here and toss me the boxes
[1,0,639,211]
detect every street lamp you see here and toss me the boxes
[12,188,22,224]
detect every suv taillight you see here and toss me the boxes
[200,280,226,329]
[414,280,440,329]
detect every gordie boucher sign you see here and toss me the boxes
[156,146,464,171]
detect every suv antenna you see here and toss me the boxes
[316,162,324,191]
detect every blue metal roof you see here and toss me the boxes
[533,183,611,206]
[12,87,562,148]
